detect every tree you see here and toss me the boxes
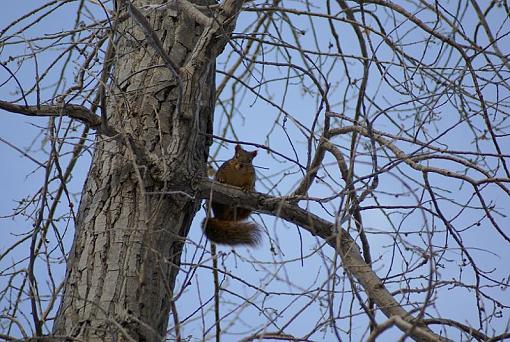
[1,1,509,341]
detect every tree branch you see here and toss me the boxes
[198,178,451,342]
[0,100,101,127]
[172,0,212,27]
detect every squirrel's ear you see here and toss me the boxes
[235,144,242,152]
[251,150,258,158]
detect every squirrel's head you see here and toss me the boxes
[235,144,257,163]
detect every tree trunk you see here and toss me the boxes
[52,1,215,340]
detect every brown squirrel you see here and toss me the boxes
[203,145,262,246]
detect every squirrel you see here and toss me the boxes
[203,144,262,246]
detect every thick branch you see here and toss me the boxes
[0,100,102,127]
[172,0,212,26]
[198,178,450,342]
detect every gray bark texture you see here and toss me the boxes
[52,0,221,340]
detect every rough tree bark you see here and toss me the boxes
[51,0,237,340]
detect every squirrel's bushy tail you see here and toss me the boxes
[203,218,261,246]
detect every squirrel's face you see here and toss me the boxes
[235,152,257,161]
[235,144,257,163]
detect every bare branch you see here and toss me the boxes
[198,179,449,342]
[0,100,101,127]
